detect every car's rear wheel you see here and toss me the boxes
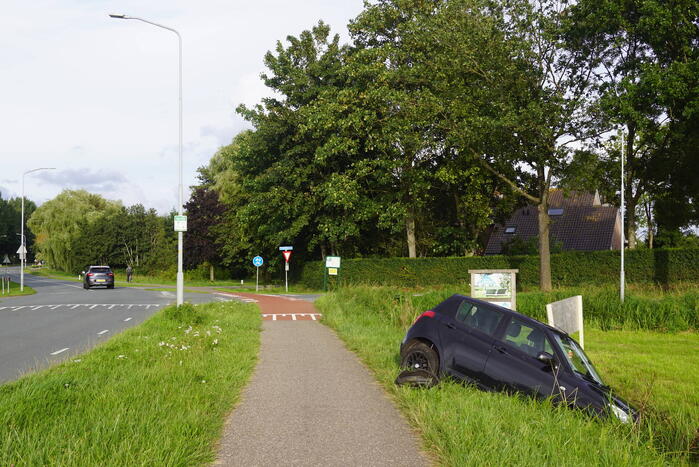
[401,341,439,376]
[107,284,114,289]
[83,283,89,289]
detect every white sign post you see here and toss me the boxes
[546,295,585,349]
[279,246,293,292]
[252,256,263,291]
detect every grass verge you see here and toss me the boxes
[0,301,260,466]
[0,280,36,298]
[315,286,697,465]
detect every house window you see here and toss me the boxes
[504,226,516,234]
[548,208,564,216]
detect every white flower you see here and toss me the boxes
[72,359,81,363]
[201,380,206,383]
[213,339,219,345]
[159,341,166,346]
[117,355,126,359]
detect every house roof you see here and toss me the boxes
[485,190,620,255]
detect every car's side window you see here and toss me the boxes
[454,301,502,336]
[501,318,554,358]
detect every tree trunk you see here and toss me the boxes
[209,264,215,281]
[625,125,637,249]
[406,207,417,258]
[538,200,552,292]
[626,194,637,249]
[644,199,654,248]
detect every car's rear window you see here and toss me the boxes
[455,300,503,336]
[90,267,111,273]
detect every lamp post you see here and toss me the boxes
[21,167,55,291]
[109,14,184,306]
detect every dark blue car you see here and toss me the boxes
[399,294,635,422]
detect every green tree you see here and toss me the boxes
[183,186,225,280]
[27,190,130,273]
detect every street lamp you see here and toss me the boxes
[109,14,185,306]
[21,167,55,291]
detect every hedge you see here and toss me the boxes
[298,248,699,290]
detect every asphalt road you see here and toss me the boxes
[0,267,225,384]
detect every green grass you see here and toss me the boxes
[315,286,698,465]
[0,301,261,466]
[0,280,36,297]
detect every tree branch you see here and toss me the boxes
[478,157,540,204]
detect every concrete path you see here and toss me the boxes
[215,294,429,466]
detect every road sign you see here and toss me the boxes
[282,251,292,263]
[174,215,187,232]
[2,254,10,264]
[325,256,341,268]
[328,267,338,276]
[16,245,27,255]
[279,245,293,251]
[252,256,264,267]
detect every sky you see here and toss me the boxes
[0,0,365,213]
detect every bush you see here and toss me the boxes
[299,248,699,290]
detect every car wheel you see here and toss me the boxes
[83,283,89,289]
[401,341,439,376]
[107,284,114,289]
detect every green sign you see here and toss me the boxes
[174,215,187,232]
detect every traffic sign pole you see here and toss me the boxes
[256,266,259,292]
[252,256,264,292]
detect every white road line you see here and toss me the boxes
[109,304,115,309]
[292,314,297,321]
[50,348,69,356]
[272,314,277,321]
[50,305,61,309]
[128,304,133,309]
[71,305,79,309]
[124,317,132,322]
[90,305,98,309]
[97,330,109,335]
[13,306,26,311]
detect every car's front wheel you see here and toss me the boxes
[401,341,439,376]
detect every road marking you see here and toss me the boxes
[71,305,79,309]
[50,348,69,356]
[50,305,61,309]
[97,330,109,335]
[261,313,322,321]
[124,317,132,322]
[13,306,26,311]
[90,305,98,309]
[109,304,115,309]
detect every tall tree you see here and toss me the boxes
[184,186,226,280]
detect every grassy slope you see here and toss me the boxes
[0,301,260,466]
[315,287,697,465]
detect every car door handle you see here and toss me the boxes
[494,345,509,355]
[445,323,456,330]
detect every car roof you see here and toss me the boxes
[88,265,111,268]
[448,294,567,337]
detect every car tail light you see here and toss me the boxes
[87,273,93,277]
[107,273,113,277]
[413,310,435,325]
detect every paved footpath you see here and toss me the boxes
[215,294,430,466]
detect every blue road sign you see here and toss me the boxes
[252,256,264,267]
